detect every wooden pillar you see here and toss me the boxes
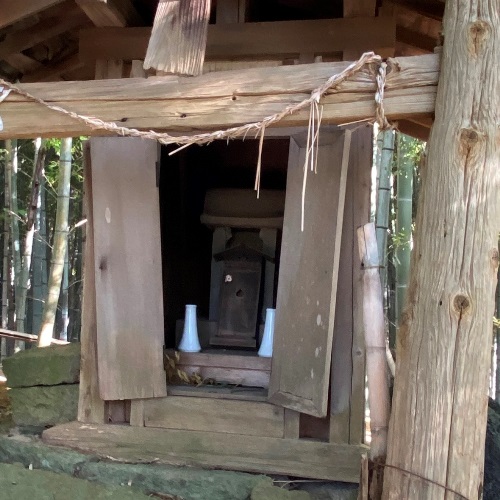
[383,2,500,499]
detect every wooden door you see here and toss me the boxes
[268,130,351,417]
[91,137,167,401]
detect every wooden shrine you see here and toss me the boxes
[0,0,445,483]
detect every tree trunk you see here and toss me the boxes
[16,139,46,333]
[32,165,48,336]
[394,133,413,330]
[60,246,69,341]
[6,139,23,351]
[383,2,500,499]
[38,138,73,347]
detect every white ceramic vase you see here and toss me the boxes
[258,308,275,357]
[178,304,201,353]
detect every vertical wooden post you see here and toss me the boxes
[384,2,500,499]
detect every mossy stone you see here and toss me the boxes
[3,343,81,388]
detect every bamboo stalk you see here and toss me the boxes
[16,138,46,333]
[38,138,72,347]
[394,133,413,329]
[357,222,391,461]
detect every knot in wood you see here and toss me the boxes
[453,294,471,315]
[491,248,499,269]
[459,127,484,164]
[467,20,491,56]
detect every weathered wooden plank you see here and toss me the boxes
[284,409,300,439]
[144,0,211,76]
[77,141,106,424]
[0,54,439,139]
[21,54,84,83]
[0,0,65,29]
[167,385,268,401]
[80,17,395,62]
[348,127,372,445]
[43,421,368,481]
[141,396,284,437]
[268,130,349,417]
[76,0,143,27]
[91,137,166,400]
[0,6,88,59]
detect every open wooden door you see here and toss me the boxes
[268,129,351,417]
[91,137,167,401]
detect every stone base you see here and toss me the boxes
[8,384,78,428]
[3,343,80,388]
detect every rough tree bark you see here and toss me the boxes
[383,2,500,499]
[38,138,72,347]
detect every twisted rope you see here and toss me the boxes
[0,51,391,148]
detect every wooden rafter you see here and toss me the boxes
[76,0,143,27]
[21,54,84,83]
[0,0,66,29]
[80,17,396,63]
[0,7,88,60]
[0,54,439,139]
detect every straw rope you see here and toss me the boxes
[0,52,393,229]
[0,51,391,149]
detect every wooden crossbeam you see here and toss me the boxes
[0,54,439,139]
[0,0,66,29]
[0,7,89,60]
[21,54,84,83]
[79,17,396,63]
[0,328,68,345]
[76,0,143,27]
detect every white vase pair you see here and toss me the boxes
[178,304,275,357]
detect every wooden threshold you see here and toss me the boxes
[167,384,268,401]
[43,421,367,482]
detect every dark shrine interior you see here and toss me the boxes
[159,138,290,350]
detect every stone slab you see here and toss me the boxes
[8,384,78,427]
[0,435,270,500]
[3,342,80,388]
[0,463,152,500]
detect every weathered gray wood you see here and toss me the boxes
[348,127,372,445]
[91,137,166,400]
[384,1,500,498]
[268,130,350,417]
[43,421,368,481]
[284,409,300,439]
[144,0,211,76]
[0,54,439,139]
[141,396,285,437]
[357,223,390,460]
[77,141,106,424]
[79,17,395,62]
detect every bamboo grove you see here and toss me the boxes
[0,138,84,357]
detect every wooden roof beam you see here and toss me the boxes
[0,0,66,29]
[0,54,439,139]
[21,54,84,83]
[79,17,396,63]
[76,0,143,27]
[0,6,88,60]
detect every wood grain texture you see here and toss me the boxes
[144,0,211,76]
[91,137,166,400]
[76,0,142,27]
[0,7,88,59]
[268,130,349,417]
[43,421,368,481]
[77,141,106,424]
[0,0,65,29]
[348,127,372,445]
[384,2,500,498]
[141,396,285,437]
[0,54,438,139]
[80,17,395,62]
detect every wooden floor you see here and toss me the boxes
[43,421,367,482]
